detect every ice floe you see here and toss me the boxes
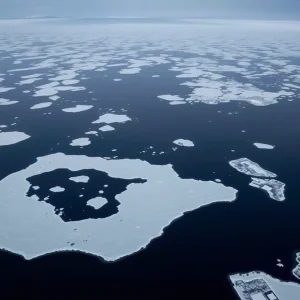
[254,143,275,149]
[92,113,131,124]
[70,138,91,147]
[293,253,300,280]
[0,131,30,146]
[230,271,300,300]
[99,125,115,132]
[50,186,65,193]
[30,102,52,109]
[229,158,277,178]
[62,105,93,113]
[250,178,285,201]
[87,197,107,209]
[173,139,195,147]
[0,152,237,261]
[0,98,18,106]
[69,176,89,183]
[157,95,184,102]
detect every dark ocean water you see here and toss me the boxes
[0,56,300,299]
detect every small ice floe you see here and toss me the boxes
[99,125,115,132]
[30,102,52,109]
[87,197,107,209]
[253,143,275,150]
[69,176,89,183]
[62,105,93,113]
[70,137,91,147]
[0,131,30,146]
[173,139,195,147]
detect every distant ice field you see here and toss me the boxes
[0,19,300,294]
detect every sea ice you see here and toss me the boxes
[250,178,285,201]
[50,186,65,193]
[99,125,115,132]
[253,143,275,149]
[30,102,52,109]
[173,139,195,147]
[69,176,89,183]
[230,271,300,300]
[0,131,30,146]
[92,113,131,124]
[0,98,18,106]
[229,158,277,178]
[87,197,107,209]
[70,138,91,147]
[0,152,237,261]
[62,105,93,113]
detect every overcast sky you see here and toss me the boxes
[1,0,300,19]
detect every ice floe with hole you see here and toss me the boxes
[69,176,89,183]
[254,143,275,149]
[87,197,107,209]
[230,271,300,300]
[249,178,285,201]
[229,158,276,177]
[0,152,237,261]
[92,113,131,124]
[173,139,195,147]
[62,105,93,113]
[70,137,91,147]
[99,125,115,132]
[0,131,30,146]
[30,102,52,109]
[0,98,18,106]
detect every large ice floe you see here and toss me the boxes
[0,153,237,261]
[229,158,286,201]
[229,158,277,178]
[250,178,285,201]
[0,131,30,146]
[230,271,300,300]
